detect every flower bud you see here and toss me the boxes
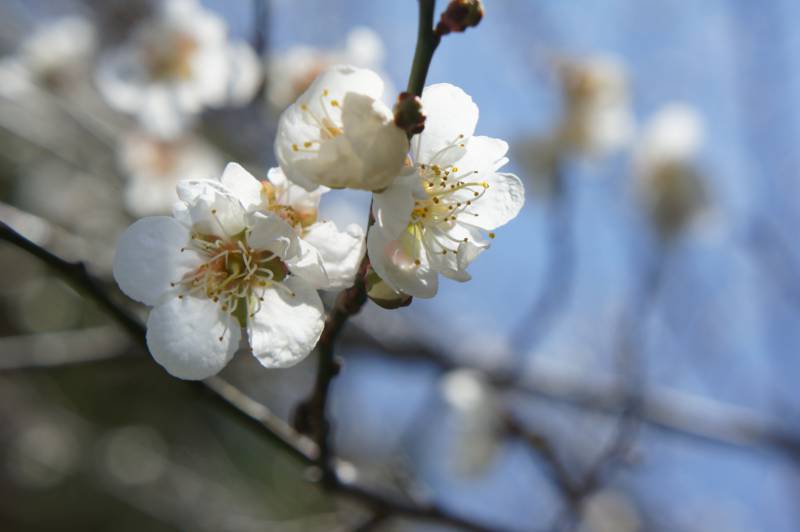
[366,268,412,309]
[393,92,426,136]
[436,0,484,36]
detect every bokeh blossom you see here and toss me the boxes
[95,0,261,138]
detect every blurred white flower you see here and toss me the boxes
[7,420,80,489]
[96,0,261,138]
[633,103,707,237]
[119,132,223,217]
[368,84,525,298]
[440,369,500,476]
[275,64,408,191]
[0,16,96,98]
[556,55,635,156]
[218,163,366,289]
[267,27,387,110]
[113,169,327,379]
[102,425,168,486]
[580,490,641,532]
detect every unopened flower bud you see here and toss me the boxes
[436,0,484,36]
[366,268,412,309]
[393,92,426,136]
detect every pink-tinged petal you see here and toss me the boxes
[367,225,438,299]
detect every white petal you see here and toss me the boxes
[113,217,200,306]
[453,135,509,175]
[372,172,416,239]
[246,212,296,258]
[248,276,324,368]
[146,295,240,380]
[338,92,409,190]
[413,83,478,165]
[367,225,438,298]
[285,237,329,289]
[466,171,525,231]
[304,221,366,290]
[220,162,263,210]
[176,180,248,237]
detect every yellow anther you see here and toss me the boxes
[414,259,421,266]
[303,141,312,148]
[300,104,308,111]
[323,89,329,96]
[489,232,496,239]
[330,99,340,107]
[292,144,299,152]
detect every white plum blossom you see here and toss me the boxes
[267,27,388,110]
[214,163,366,290]
[633,103,707,237]
[275,64,409,191]
[555,55,634,156]
[96,0,261,138]
[367,83,525,298]
[0,16,96,97]
[119,132,222,217]
[113,169,328,380]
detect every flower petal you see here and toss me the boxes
[372,171,416,239]
[284,237,329,289]
[176,179,248,237]
[413,83,478,165]
[466,171,525,231]
[367,225,438,298]
[304,221,366,290]
[246,211,295,258]
[219,162,263,210]
[146,294,240,380]
[248,276,324,368]
[113,216,200,306]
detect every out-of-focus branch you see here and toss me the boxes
[0,213,502,532]
[510,161,576,358]
[343,323,800,458]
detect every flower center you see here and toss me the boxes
[144,32,198,81]
[259,181,318,230]
[175,231,289,328]
[290,88,343,154]
[411,163,488,226]
[399,162,493,264]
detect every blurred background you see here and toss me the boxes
[1,0,799,531]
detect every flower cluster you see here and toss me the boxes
[96,0,261,138]
[113,42,524,377]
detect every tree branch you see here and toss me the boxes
[0,207,502,532]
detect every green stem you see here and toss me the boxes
[406,0,440,96]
